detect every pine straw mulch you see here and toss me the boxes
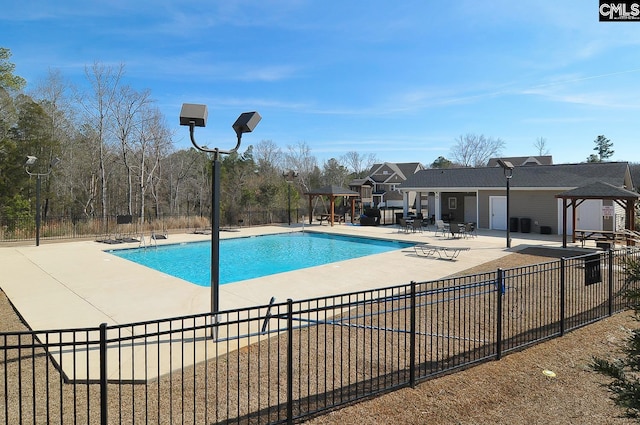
[303,249,638,425]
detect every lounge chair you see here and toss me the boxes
[413,243,470,260]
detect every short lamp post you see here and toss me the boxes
[25,156,61,247]
[497,159,515,248]
[282,170,298,225]
[179,104,261,328]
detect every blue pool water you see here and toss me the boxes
[109,232,413,286]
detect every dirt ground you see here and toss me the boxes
[303,251,637,425]
[1,250,636,424]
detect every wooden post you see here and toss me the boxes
[330,196,335,226]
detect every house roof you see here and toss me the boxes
[348,178,370,187]
[487,156,553,167]
[556,181,639,200]
[367,162,423,183]
[305,185,359,197]
[400,162,633,191]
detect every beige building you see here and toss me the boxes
[399,161,635,235]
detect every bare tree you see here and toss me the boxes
[30,69,78,216]
[135,106,171,222]
[253,139,283,175]
[73,125,101,217]
[450,134,505,167]
[322,158,349,186]
[534,137,550,156]
[341,151,378,178]
[80,62,124,219]
[111,84,152,216]
[165,148,209,216]
[285,141,318,193]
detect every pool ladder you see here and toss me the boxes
[261,297,277,334]
[138,233,158,249]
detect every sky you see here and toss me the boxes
[2,1,640,167]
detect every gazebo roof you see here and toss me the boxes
[556,181,639,200]
[304,185,359,226]
[305,185,359,197]
[556,181,639,248]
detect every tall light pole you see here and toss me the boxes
[179,104,261,326]
[282,170,298,225]
[25,156,60,246]
[497,159,515,248]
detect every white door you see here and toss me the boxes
[558,199,603,234]
[576,199,603,230]
[464,196,477,223]
[490,196,507,230]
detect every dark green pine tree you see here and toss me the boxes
[592,258,640,418]
[589,135,614,162]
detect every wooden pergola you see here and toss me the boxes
[556,181,639,248]
[304,185,359,226]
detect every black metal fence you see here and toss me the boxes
[2,248,639,424]
[0,210,301,243]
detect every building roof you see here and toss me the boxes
[556,181,640,200]
[487,156,553,167]
[367,162,423,183]
[348,178,370,187]
[305,185,360,197]
[400,162,633,191]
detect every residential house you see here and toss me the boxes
[486,155,553,167]
[349,162,424,210]
[399,161,635,235]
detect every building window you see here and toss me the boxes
[448,197,457,210]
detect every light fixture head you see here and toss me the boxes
[497,159,515,170]
[283,170,299,180]
[179,103,208,127]
[232,111,261,135]
[25,156,37,166]
[50,157,61,168]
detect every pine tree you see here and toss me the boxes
[592,258,640,418]
[591,135,614,162]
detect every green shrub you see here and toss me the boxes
[592,257,640,419]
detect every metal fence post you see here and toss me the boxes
[409,281,416,388]
[608,250,614,316]
[286,299,294,425]
[496,269,503,360]
[99,323,108,425]
[560,258,566,336]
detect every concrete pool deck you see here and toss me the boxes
[2,223,594,380]
[1,223,580,332]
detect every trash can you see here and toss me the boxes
[509,217,519,232]
[520,217,532,233]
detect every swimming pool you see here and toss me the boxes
[109,232,413,286]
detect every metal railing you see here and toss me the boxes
[0,210,301,243]
[2,248,639,424]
